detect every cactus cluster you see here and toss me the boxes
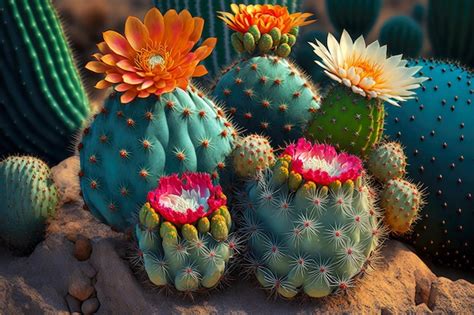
[232,134,275,178]
[0,0,90,163]
[384,59,473,270]
[379,15,423,58]
[0,156,59,253]
[367,142,407,183]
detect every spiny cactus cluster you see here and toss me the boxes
[232,134,275,178]
[0,0,90,163]
[0,156,59,253]
[368,142,407,183]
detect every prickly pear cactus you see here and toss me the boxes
[379,15,423,58]
[381,179,423,235]
[0,0,90,163]
[0,156,59,253]
[368,142,407,183]
[213,4,319,146]
[232,134,275,178]
[384,59,474,270]
[135,173,237,292]
[239,138,383,298]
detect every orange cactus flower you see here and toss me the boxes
[218,4,314,35]
[86,8,216,103]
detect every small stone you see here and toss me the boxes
[65,294,81,313]
[68,270,95,301]
[79,261,97,279]
[74,236,92,261]
[82,297,100,315]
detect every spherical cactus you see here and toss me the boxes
[381,179,423,235]
[412,3,425,24]
[306,31,426,157]
[325,0,382,37]
[232,134,275,178]
[0,156,59,253]
[379,15,423,58]
[239,138,384,298]
[213,4,320,147]
[0,0,90,163]
[80,8,236,231]
[384,59,474,270]
[135,173,237,292]
[367,142,407,183]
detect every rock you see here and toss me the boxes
[51,156,81,204]
[79,262,97,279]
[68,269,94,301]
[82,297,100,314]
[428,277,474,313]
[414,268,437,305]
[414,303,432,314]
[65,294,81,313]
[74,236,92,261]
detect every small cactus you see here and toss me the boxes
[232,134,275,178]
[379,15,423,58]
[368,142,407,183]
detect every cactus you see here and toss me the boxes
[0,0,90,163]
[379,16,423,58]
[0,156,59,253]
[381,179,423,235]
[232,134,275,178]
[239,138,383,298]
[153,0,304,78]
[367,142,407,183]
[412,3,425,24]
[326,0,382,37]
[135,173,237,292]
[428,0,474,67]
[384,59,473,270]
[213,5,319,147]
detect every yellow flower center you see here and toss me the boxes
[135,44,170,72]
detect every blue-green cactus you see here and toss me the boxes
[427,0,474,67]
[213,55,320,147]
[379,16,423,58]
[153,0,303,78]
[384,59,473,270]
[0,0,90,163]
[367,142,407,183]
[79,87,236,231]
[0,156,59,253]
[325,0,382,37]
[411,3,425,24]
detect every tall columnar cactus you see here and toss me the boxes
[0,156,59,253]
[379,16,423,58]
[428,0,474,67]
[384,59,473,270]
[367,142,407,183]
[0,0,90,163]
[80,8,236,230]
[135,173,237,292]
[213,4,319,147]
[325,0,382,37]
[153,0,303,78]
[306,31,426,156]
[232,134,275,178]
[239,139,383,298]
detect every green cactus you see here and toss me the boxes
[379,16,423,58]
[411,3,425,24]
[232,134,275,178]
[135,203,237,292]
[368,142,407,183]
[79,87,236,231]
[326,0,382,37]
[381,179,423,235]
[153,0,303,77]
[427,0,474,67]
[306,85,384,157]
[0,0,90,163]
[0,156,59,253]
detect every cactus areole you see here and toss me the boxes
[80,8,235,230]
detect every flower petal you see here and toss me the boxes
[145,8,165,43]
[103,31,135,58]
[121,90,138,103]
[125,16,149,51]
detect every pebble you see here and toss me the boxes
[68,270,95,301]
[74,236,92,261]
[82,297,100,314]
[65,294,81,313]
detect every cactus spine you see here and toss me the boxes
[367,142,407,183]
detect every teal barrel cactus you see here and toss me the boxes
[239,139,383,298]
[428,0,474,67]
[213,5,319,147]
[384,59,473,270]
[411,3,425,24]
[325,0,382,37]
[0,156,59,253]
[0,0,90,163]
[367,142,407,183]
[135,173,237,292]
[232,134,275,178]
[379,16,423,58]
[153,0,303,78]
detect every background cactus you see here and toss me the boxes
[379,15,423,58]
[79,87,236,231]
[325,0,382,37]
[411,3,425,24]
[232,134,275,178]
[367,142,407,183]
[384,59,473,270]
[427,0,474,67]
[0,156,59,254]
[0,0,90,163]
[152,0,303,78]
